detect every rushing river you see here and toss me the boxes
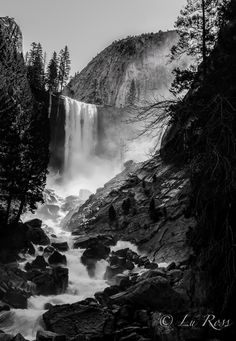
[0,204,138,339]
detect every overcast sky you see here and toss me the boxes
[1,0,186,74]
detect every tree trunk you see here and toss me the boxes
[5,194,13,225]
[202,0,207,77]
[15,196,26,223]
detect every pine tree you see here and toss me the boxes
[0,20,49,225]
[127,79,136,105]
[170,0,229,95]
[58,45,71,91]
[108,205,116,221]
[46,51,59,92]
[27,42,45,92]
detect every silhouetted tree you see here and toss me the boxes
[58,45,71,91]
[170,0,230,95]
[122,198,131,215]
[0,20,49,224]
[27,42,45,91]
[109,205,116,221]
[46,51,59,92]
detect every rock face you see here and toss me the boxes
[110,276,187,312]
[64,31,185,107]
[65,156,195,264]
[43,300,115,339]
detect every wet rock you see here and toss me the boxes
[13,334,27,341]
[116,274,131,289]
[44,246,55,255]
[74,234,116,249]
[0,334,13,341]
[25,219,50,246]
[43,301,115,339]
[81,243,110,276]
[167,262,176,271]
[126,260,135,270]
[0,303,10,312]
[36,330,66,341]
[26,256,48,270]
[27,242,35,256]
[48,251,67,266]
[51,242,68,252]
[1,287,29,309]
[0,265,31,308]
[167,269,183,284]
[24,218,42,229]
[110,276,188,312]
[104,265,125,282]
[134,310,149,325]
[137,269,166,283]
[26,267,68,295]
[145,262,158,270]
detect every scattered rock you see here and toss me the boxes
[48,251,67,266]
[0,334,14,341]
[110,276,188,312]
[25,220,50,246]
[51,242,68,252]
[0,303,10,312]
[36,330,66,341]
[25,256,48,270]
[166,262,176,271]
[74,234,116,249]
[26,267,68,295]
[43,301,115,339]
[1,287,29,309]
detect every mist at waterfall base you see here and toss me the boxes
[48,96,167,197]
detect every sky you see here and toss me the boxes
[0,0,187,75]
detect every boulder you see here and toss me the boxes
[48,251,67,266]
[137,269,166,283]
[167,269,183,284]
[13,334,27,341]
[44,246,55,255]
[43,301,115,339]
[26,256,48,270]
[26,267,68,295]
[1,287,29,309]
[36,330,66,341]
[145,262,158,270]
[110,276,188,312]
[0,265,31,308]
[81,243,110,277]
[24,218,42,229]
[25,220,50,246]
[51,242,68,252]
[104,265,125,282]
[74,234,116,249]
[0,303,10,312]
[0,334,13,341]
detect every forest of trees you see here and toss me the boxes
[0,18,71,226]
[0,18,50,225]
[170,0,230,95]
[26,43,71,93]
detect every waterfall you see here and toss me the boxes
[63,96,98,176]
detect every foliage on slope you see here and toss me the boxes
[161,0,236,316]
[0,17,50,225]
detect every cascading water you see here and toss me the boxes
[63,96,98,176]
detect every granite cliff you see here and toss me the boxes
[63,31,186,107]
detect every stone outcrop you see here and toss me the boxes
[65,156,195,264]
[63,31,186,107]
